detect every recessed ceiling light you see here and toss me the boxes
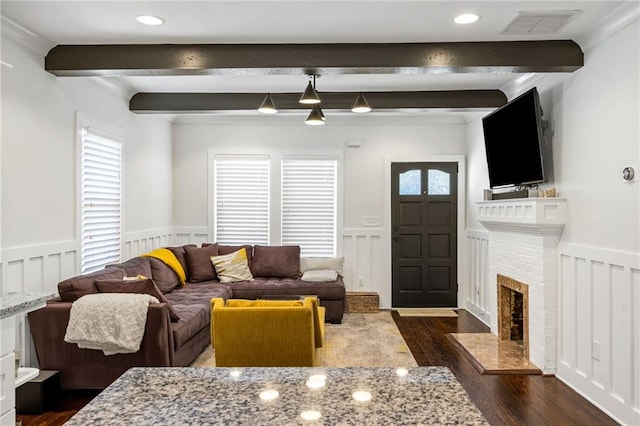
[454,13,480,24]
[136,15,165,26]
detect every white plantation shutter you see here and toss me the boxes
[81,127,122,273]
[214,157,269,245]
[282,158,337,256]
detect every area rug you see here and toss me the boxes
[396,308,459,317]
[190,311,417,367]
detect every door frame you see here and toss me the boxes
[383,155,466,309]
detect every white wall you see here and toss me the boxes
[1,36,174,258]
[0,35,175,367]
[464,20,639,425]
[173,116,466,228]
[172,116,467,307]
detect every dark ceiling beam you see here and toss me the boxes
[46,41,583,76]
[129,90,507,113]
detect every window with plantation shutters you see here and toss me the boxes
[214,156,269,245]
[282,158,337,257]
[81,126,122,273]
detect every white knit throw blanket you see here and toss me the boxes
[64,293,159,355]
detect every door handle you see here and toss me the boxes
[393,236,400,242]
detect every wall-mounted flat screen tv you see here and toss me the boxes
[482,87,546,189]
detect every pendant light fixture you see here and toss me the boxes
[305,105,325,126]
[258,93,277,114]
[299,75,321,105]
[351,92,372,113]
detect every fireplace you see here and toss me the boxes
[478,198,566,374]
[497,274,529,360]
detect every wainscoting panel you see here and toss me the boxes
[463,229,491,326]
[341,228,388,308]
[122,228,174,259]
[0,240,79,369]
[557,243,639,426]
[173,227,211,246]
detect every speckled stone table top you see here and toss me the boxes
[0,292,55,319]
[67,366,488,425]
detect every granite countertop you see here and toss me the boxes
[0,292,55,319]
[67,367,488,425]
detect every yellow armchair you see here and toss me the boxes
[210,297,325,367]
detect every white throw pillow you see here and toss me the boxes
[301,269,338,282]
[300,257,344,275]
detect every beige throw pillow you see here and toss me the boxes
[301,269,338,282]
[210,248,254,283]
[300,257,344,275]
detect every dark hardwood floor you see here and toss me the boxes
[19,309,617,425]
[392,309,617,426]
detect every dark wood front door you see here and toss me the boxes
[391,162,458,307]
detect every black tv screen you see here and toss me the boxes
[482,88,545,188]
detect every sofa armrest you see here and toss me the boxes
[28,300,175,389]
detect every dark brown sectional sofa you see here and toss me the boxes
[28,244,345,389]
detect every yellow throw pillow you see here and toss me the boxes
[210,248,253,283]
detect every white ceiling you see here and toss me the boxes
[0,1,631,120]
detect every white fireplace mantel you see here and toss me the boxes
[478,198,566,235]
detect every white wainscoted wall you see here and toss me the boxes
[341,228,388,307]
[173,227,211,246]
[121,228,175,260]
[557,244,639,426]
[463,229,491,326]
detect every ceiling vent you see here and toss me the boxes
[502,11,580,35]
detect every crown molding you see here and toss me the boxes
[575,1,639,51]
[1,14,53,56]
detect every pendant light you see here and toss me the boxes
[299,75,321,105]
[352,92,372,113]
[258,93,277,114]
[305,105,325,126]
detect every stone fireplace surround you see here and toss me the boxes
[478,198,566,374]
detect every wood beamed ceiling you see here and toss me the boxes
[45,41,584,113]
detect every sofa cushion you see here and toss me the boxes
[106,257,153,278]
[164,282,232,309]
[215,244,254,268]
[170,304,209,350]
[58,268,125,302]
[147,257,181,293]
[95,278,180,322]
[211,248,254,283]
[166,283,232,350]
[184,245,219,282]
[251,245,300,278]
[230,276,346,301]
[166,245,196,281]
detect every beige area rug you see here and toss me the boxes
[190,311,417,367]
[396,308,459,317]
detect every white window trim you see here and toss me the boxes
[207,148,343,253]
[76,112,125,273]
